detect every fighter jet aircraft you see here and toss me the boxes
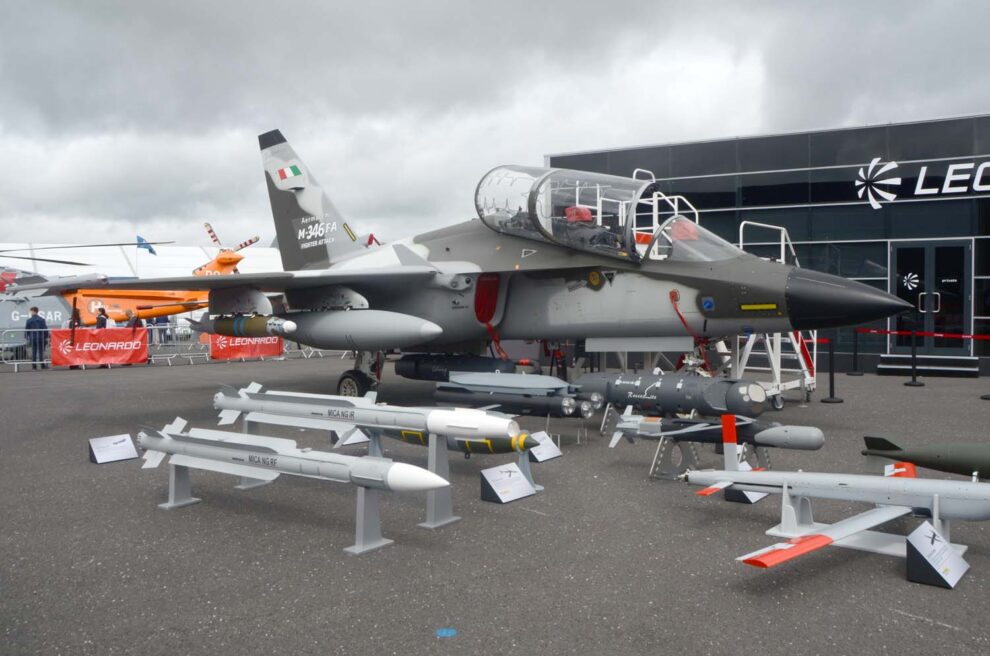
[10,130,911,394]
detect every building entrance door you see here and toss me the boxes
[889,240,972,356]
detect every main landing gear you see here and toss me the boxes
[337,350,381,397]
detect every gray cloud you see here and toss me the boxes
[1,1,988,250]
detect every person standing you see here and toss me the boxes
[25,307,49,370]
[65,308,84,369]
[95,307,109,329]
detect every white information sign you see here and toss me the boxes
[528,431,563,462]
[89,434,139,464]
[480,463,536,503]
[907,521,969,588]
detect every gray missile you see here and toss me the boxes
[604,409,824,451]
[395,354,517,381]
[862,436,990,480]
[578,372,768,418]
[286,309,443,350]
[137,423,449,493]
[214,383,521,441]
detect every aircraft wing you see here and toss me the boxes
[737,504,912,568]
[7,265,438,295]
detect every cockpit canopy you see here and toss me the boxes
[475,165,744,263]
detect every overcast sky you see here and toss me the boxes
[2,0,989,251]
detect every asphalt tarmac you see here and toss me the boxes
[2,359,989,655]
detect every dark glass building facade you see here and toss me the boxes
[548,115,990,365]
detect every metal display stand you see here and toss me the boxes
[418,433,461,529]
[648,438,700,480]
[345,487,393,555]
[157,464,201,509]
[766,484,967,558]
[517,451,544,491]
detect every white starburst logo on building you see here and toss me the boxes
[855,157,901,210]
[902,272,919,291]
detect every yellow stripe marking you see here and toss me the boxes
[343,223,357,241]
[485,439,494,454]
[740,303,778,311]
[464,440,472,453]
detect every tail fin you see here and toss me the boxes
[721,414,741,471]
[863,436,901,452]
[258,129,365,270]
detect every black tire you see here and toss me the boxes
[338,370,372,397]
[770,394,785,411]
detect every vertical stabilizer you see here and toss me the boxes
[258,129,365,270]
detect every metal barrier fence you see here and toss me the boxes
[1,325,345,372]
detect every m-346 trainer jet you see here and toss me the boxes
[12,130,911,394]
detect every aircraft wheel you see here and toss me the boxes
[338,370,372,397]
[770,394,785,411]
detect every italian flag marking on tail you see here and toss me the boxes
[277,165,302,180]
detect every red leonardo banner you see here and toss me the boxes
[209,334,284,360]
[51,328,148,366]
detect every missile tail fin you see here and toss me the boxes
[863,436,901,452]
[142,449,166,469]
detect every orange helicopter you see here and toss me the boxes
[65,224,259,325]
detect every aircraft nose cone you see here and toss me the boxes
[785,268,912,330]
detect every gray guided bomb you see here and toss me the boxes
[138,424,449,493]
[578,372,767,418]
[395,354,516,382]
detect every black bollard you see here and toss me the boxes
[904,329,925,387]
[847,328,864,376]
[821,336,844,403]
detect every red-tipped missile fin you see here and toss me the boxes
[696,480,733,496]
[737,505,912,568]
[884,461,917,478]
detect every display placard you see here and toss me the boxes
[480,463,536,504]
[906,521,969,588]
[88,434,139,464]
[527,431,563,462]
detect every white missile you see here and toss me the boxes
[137,422,449,493]
[213,382,521,441]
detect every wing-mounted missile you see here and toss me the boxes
[188,315,297,338]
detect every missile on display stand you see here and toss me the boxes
[578,372,768,418]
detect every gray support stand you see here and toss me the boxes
[649,438,701,480]
[343,486,393,555]
[778,482,815,533]
[158,464,201,509]
[517,451,544,491]
[368,434,384,458]
[418,433,460,529]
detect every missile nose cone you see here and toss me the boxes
[785,268,912,330]
[282,320,297,334]
[386,462,450,492]
[754,425,825,450]
[420,320,443,340]
[520,434,542,451]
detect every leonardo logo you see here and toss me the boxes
[58,339,73,356]
[215,335,229,350]
[903,272,919,291]
[855,157,902,210]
